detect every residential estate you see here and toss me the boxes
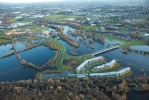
[76,56,105,73]
[92,59,117,72]
[89,67,131,77]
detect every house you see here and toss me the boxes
[143,34,149,41]
[76,56,104,73]
[92,59,116,72]
[5,29,31,35]
[77,74,87,78]
[64,18,75,22]
[105,26,118,30]
[86,17,90,21]
[42,31,50,36]
[89,67,131,77]
[91,24,96,26]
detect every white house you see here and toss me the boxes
[91,24,96,26]
[92,59,116,72]
[89,67,131,77]
[76,56,104,73]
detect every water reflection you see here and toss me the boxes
[130,46,149,52]
[0,44,13,56]
[127,91,149,100]
[0,45,56,82]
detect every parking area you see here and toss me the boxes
[39,71,72,79]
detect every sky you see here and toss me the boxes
[0,0,63,3]
[0,0,148,3]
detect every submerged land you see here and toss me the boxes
[0,1,149,100]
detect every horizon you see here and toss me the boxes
[0,0,148,3]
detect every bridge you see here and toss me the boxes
[91,46,119,56]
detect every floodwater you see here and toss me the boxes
[0,25,149,98]
[58,26,149,98]
[58,26,149,76]
[130,46,149,52]
[127,91,149,100]
[0,25,149,80]
[0,44,14,57]
[0,45,56,82]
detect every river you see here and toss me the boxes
[127,91,149,100]
[130,46,149,52]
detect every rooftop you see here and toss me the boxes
[94,59,116,69]
[76,56,104,70]
[90,67,131,76]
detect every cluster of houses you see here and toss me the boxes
[76,56,105,73]
[75,56,131,78]
[42,29,57,37]
[10,22,32,28]
[92,59,117,72]
[41,66,131,79]
[0,22,32,29]
[89,67,131,77]
[64,18,75,22]
[68,67,130,78]
[5,29,31,35]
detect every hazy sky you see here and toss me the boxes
[0,0,63,2]
[0,0,147,3]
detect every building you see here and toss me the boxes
[92,59,116,72]
[91,24,96,26]
[68,73,88,78]
[64,18,75,22]
[143,34,149,41]
[77,74,87,78]
[10,22,32,28]
[76,56,104,73]
[118,67,131,76]
[89,67,131,77]
[5,29,31,35]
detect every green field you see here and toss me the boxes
[91,18,99,20]
[14,20,32,23]
[8,18,19,23]
[0,31,5,36]
[0,29,11,36]
[104,35,145,48]
[16,26,49,33]
[45,14,81,19]
[95,8,101,12]
[83,25,99,30]
[8,17,34,23]
[45,14,65,19]
[128,18,148,24]
[45,14,82,22]
[0,29,12,43]
[0,38,11,43]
